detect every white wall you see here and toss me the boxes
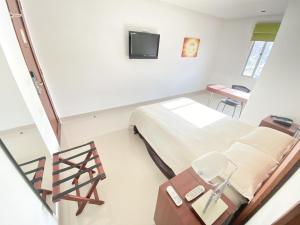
[21,0,223,117]
[208,15,282,91]
[244,0,300,223]
[246,168,300,225]
[0,143,57,225]
[242,0,300,125]
[0,47,33,131]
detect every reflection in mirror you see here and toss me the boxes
[0,46,54,212]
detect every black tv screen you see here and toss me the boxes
[129,31,160,59]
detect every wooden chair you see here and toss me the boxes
[52,141,106,216]
[19,156,52,201]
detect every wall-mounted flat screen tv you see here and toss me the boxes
[129,31,160,59]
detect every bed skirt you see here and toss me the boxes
[133,126,175,179]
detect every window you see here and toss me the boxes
[242,41,273,78]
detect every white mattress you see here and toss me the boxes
[130,98,256,206]
[130,98,255,174]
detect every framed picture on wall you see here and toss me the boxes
[181,37,200,57]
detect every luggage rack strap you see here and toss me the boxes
[52,174,102,202]
[53,141,94,156]
[53,163,102,187]
[19,156,46,167]
[53,148,96,165]
[24,166,44,175]
[53,155,99,175]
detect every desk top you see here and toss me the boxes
[157,168,236,225]
[207,84,250,103]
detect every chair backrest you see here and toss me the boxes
[232,85,251,93]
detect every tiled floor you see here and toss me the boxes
[59,91,240,225]
[59,129,166,225]
[60,91,240,148]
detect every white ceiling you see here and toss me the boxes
[159,0,288,19]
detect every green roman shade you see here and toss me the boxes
[251,23,281,42]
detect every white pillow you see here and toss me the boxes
[236,127,294,162]
[223,142,278,200]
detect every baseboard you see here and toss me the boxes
[0,124,36,137]
[61,90,207,123]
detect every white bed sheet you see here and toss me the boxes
[130,98,256,206]
[130,98,255,174]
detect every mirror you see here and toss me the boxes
[0,46,54,212]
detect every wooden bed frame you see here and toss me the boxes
[133,126,300,224]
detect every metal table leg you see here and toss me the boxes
[208,92,214,106]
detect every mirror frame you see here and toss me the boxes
[0,139,53,214]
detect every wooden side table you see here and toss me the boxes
[154,168,236,225]
[259,116,300,137]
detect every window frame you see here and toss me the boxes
[242,41,270,78]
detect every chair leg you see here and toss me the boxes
[216,101,222,111]
[239,107,242,118]
[233,106,237,118]
[239,103,244,118]
[222,104,226,112]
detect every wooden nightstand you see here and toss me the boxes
[154,168,236,225]
[260,116,300,137]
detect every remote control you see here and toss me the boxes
[185,185,205,202]
[166,186,183,206]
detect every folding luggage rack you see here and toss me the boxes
[52,141,106,215]
[19,156,52,200]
